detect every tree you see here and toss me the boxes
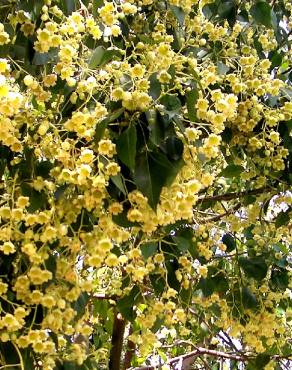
[0,0,291,369]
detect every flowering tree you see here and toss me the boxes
[0,0,291,369]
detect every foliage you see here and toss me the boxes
[0,0,291,369]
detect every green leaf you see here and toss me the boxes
[165,137,184,161]
[247,354,271,370]
[269,50,283,69]
[134,152,159,209]
[222,233,236,252]
[242,287,258,310]
[160,94,181,112]
[220,164,244,178]
[169,5,185,26]
[221,127,233,143]
[198,271,229,297]
[213,272,229,293]
[173,236,191,252]
[72,292,89,319]
[250,1,273,28]
[217,61,230,75]
[21,349,35,370]
[198,277,214,297]
[218,1,237,26]
[271,267,289,290]
[149,73,161,99]
[0,343,20,367]
[140,242,158,260]
[111,174,126,195]
[116,125,137,171]
[134,150,183,209]
[89,46,105,69]
[89,47,122,69]
[21,183,47,212]
[35,160,54,178]
[94,108,124,142]
[239,257,268,281]
[62,0,77,15]
[93,0,104,17]
[32,49,57,65]
[117,285,141,321]
[93,299,109,320]
[112,210,139,228]
[186,88,199,122]
[275,209,291,228]
[147,110,164,146]
[150,274,165,295]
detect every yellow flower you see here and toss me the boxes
[28,267,52,285]
[98,139,116,157]
[105,253,119,267]
[0,58,9,73]
[0,281,8,295]
[16,196,30,208]
[0,75,9,97]
[0,241,16,255]
[106,162,120,176]
[198,265,208,278]
[131,64,145,79]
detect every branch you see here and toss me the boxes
[201,203,241,224]
[92,293,117,300]
[198,187,270,203]
[130,346,292,370]
[169,347,248,365]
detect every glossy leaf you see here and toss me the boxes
[222,233,236,252]
[250,1,273,28]
[220,164,244,178]
[116,285,141,321]
[218,0,237,26]
[116,125,137,171]
[239,257,268,281]
[242,286,258,310]
[73,292,89,319]
[140,242,158,260]
[134,150,183,209]
[89,47,121,69]
[165,136,184,161]
[270,267,289,290]
[170,5,185,26]
[275,209,291,228]
[160,94,181,118]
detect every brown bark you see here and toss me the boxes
[109,311,126,370]
[123,326,135,369]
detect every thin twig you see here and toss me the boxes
[200,203,241,224]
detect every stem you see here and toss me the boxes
[11,343,24,370]
[109,311,126,370]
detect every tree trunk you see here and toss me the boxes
[109,311,126,370]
